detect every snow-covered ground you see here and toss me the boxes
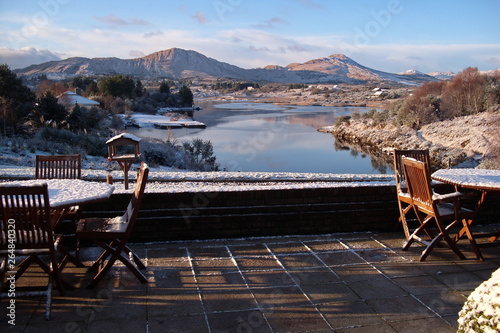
[320,111,500,169]
[124,112,205,128]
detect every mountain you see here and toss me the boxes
[14,48,437,85]
[427,71,456,80]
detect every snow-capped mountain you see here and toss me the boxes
[14,48,439,85]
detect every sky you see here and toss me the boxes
[0,0,499,74]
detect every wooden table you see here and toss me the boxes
[1,179,114,266]
[432,168,500,260]
[1,178,114,210]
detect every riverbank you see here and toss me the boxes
[319,111,500,169]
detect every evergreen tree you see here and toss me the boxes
[34,91,68,127]
[0,64,36,135]
[179,85,193,107]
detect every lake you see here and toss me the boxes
[128,101,392,174]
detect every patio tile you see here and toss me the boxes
[263,306,332,332]
[319,301,385,329]
[22,321,88,333]
[355,248,407,263]
[371,261,425,278]
[301,282,362,304]
[266,241,309,255]
[192,258,238,275]
[85,316,147,332]
[207,309,271,333]
[148,270,198,294]
[189,246,230,260]
[234,256,283,272]
[201,290,258,313]
[242,270,293,288]
[303,239,346,252]
[342,238,386,249]
[147,293,204,317]
[366,295,436,322]
[149,314,210,333]
[335,323,397,333]
[252,286,311,309]
[348,277,407,300]
[331,263,385,283]
[392,275,451,296]
[196,272,248,291]
[287,267,341,286]
[416,290,467,317]
[388,316,456,333]
[276,253,325,269]
[228,244,270,257]
[317,250,365,266]
[433,271,485,292]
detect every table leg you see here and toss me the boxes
[455,190,500,260]
[52,208,85,268]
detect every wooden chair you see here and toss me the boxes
[35,154,82,180]
[76,162,149,288]
[401,157,478,261]
[35,154,83,263]
[0,184,64,320]
[393,149,435,240]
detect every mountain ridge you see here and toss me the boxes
[14,48,440,85]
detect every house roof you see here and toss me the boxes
[57,91,100,107]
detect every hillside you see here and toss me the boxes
[319,112,500,169]
[14,48,438,85]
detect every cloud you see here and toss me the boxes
[0,47,62,69]
[192,11,207,24]
[93,15,151,27]
[253,17,290,30]
[144,30,164,38]
[129,50,146,58]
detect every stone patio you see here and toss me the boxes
[2,226,500,332]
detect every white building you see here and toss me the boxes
[57,91,100,109]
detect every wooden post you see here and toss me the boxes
[117,160,134,190]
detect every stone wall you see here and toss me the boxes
[79,185,500,242]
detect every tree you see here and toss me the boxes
[85,81,99,96]
[179,85,194,107]
[33,91,68,127]
[0,64,36,135]
[98,75,135,98]
[182,138,217,171]
[67,104,87,132]
[441,67,487,117]
[159,80,171,94]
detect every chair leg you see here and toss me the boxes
[123,245,146,270]
[86,241,147,288]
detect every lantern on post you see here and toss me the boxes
[106,133,141,190]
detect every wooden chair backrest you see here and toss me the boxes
[0,184,54,250]
[402,157,434,215]
[122,162,149,238]
[35,154,82,180]
[393,149,430,192]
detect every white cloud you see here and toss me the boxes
[0,47,62,69]
[1,20,498,74]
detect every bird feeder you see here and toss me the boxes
[106,133,141,189]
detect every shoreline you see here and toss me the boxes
[318,111,500,169]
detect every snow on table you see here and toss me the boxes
[432,168,500,191]
[0,179,114,208]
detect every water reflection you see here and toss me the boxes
[127,101,391,174]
